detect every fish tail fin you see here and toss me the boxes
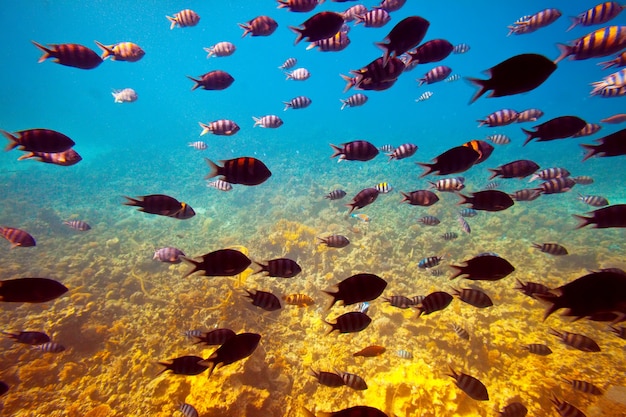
[345,202,356,215]
[446,365,458,380]
[565,17,579,32]
[465,77,488,104]
[283,102,290,111]
[339,74,354,93]
[305,43,316,51]
[534,294,561,320]
[186,75,201,91]
[487,168,499,180]
[180,256,202,278]
[375,42,390,67]
[416,162,434,177]
[238,23,251,38]
[17,152,35,161]
[339,99,348,110]
[289,26,303,45]
[94,40,112,60]
[166,15,177,30]
[329,143,343,159]
[597,58,616,70]
[204,158,220,179]
[122,196,141,207]
[580,143,598,162]
[198,122,210,136]
[521,128,535,146]
[553,43,571,64]
[456,193,469,206]
[2,130,18,151]
[572,214,592,229]
[31,41,51,63]
[252,116,261,127]
[448,265,462,280]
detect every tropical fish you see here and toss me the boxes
[453,43,470,54]
[429,177,465,192]
[578,194,609,207]
[123,194,190,217]
[457,216,471,234]
[157,355,208,376]
[507,8,561,35]
[153,247,186,264]
[2,331,50,345]
[574,204,626,229]
[452,324,470,340]
[337,371,367,390]
[309,369,344,387]
[318,235,350,248]
[290,11,344,44]
[355,9,390,27]
[244,289,282,311]
[252,115,283,128]
[374,182,392,194]
[340,93,368,110]
[31,41,102,69]
[350,213,371,223]
[522,116,588,145]
[346,188,379,214]
[418,65,452,86]
[112,88,137,103]
[522,344,552,356]
[188,141,207,150]
[568,2,625,31]
[383,295,413,309]
[400,190,439,206]
[205,157,271,186]
[580,128,626,161]
[529,167,570,182]
[178,403,198,417]
[551,395,586,417]
[515,279,551,299]
[199,120,240,136]
[285,68,311,81]
[417,216,440,226]
[477,109,519,127]
[463,140,494,164]
[282,293,315,307]
[535,177,576,194]
[330,140,379,161]
[325,312,371,334]
[447,367,489,401]
[182,248,251,277]
[417,146,479,177]
[325,189,347,200]
[353,345,386,357]
[277,0,321,13]
[377,16,430,65]
[452,288,493,308]
[531,243,568,256]
[308,30,351,52]
[467,53,556,103]
[3,128,75,153]
[188,70,234,91]
[0,227,36,248]
[206,180,232,192]
[239,16,278,37]
[598,50,626,69]
[387,143,417,161]
[166,9,200,29]
[517,108,544,122]
[489,160,540,179]
[94,41,144,62]
[324,273,387,308]
[204,42,236,58]
[561,378,603,395]
[497,402,528,417]
[396,349,413,359]
[36,342,66,353]
[284,96,312,110]
[279,57,297,70]
[416,91,433,102]
[406,39,453,66]
[458,190,515,212]
[555,26,626,63]
[415,291,453,316]
[601,113,626,124]
[252,258,302,278]
[450,254,515,281]
[192,328,236,346]
[549,329,601,352]
[510,189,542,202]
[198,332,261,376]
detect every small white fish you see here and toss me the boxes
[285,68,310,81]
[396,349,413,359]
[188,141,207,150]
[416,91,433,102]
[112,88,138,103]
[207,179,233,191]
[444,74,461,82]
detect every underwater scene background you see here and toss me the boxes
[1,0,625,416]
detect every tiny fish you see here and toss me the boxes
[188,141,207,150]
[285,67,310,81]
[561,378,602,395]
[252,115,283,128]
[95,41,145,62]
[510,189,542,202]
[551,395,586,417]
[441,232,458,241]
[353,345,386,357]
[429,176,466,192]
[325,189,347,200]
[374,182,392,194]
[457,216,471,234]
[460,208,478,217]
[63,220,91,231]
[36,342,66,353]
[417,215,440,226]
[531,243,568,256]
[378,144,395,153]
[549,328,601,352]
[282,293,315,307]
[383,295,413,309]
[498,402,528,417]
[578,194,609,207]
[444,74,460,82]
[351,213,371,223]
[387,143,418,161]
[452,43,470,54]
[416,91,434,102]
[396,349,413,359]
[452,323,470,340]
[355,301,370,314]
[206,179,233,192]
[486,134,511,145]
[522,343,552,356]
[284,96,312,110]
[355,9,391,28]
[204,41,236,58]
[419,256,443,269]
[154,247,186,264]
[571,175,594,185]
[318,235,350,248]
[244,289,281,311]
[279,57,297,70]
[112,88,137,103]
[178,403,199,417]
[340,93,368,110]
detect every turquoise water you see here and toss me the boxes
[1,1,625,416]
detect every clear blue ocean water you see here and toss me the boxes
[1,1,625,416]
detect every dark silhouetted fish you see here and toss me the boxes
[187,70,234,90]
[3,128,75,153]
[400,190,439,206]
[383,295,413,309]
[458,190,515,212]
[182,248,251,277]
[551,394,587,417]
[0,381,7,396]
[549,328,601,352]
[277,0,321,13]
[253,258,301,278]
[580,128,626,161]
[178,403,199,417]
[562,378,602,395]
[536,271,626,322]
[290,11,344,44]
[415,291,453,316]
[522,343,552,356]
[314,406,388,417]
[522,116,588,145]
[310,369,345,387]
[447,367,489,400]
[532,243,568,255]
[192,328,236,346]
[338,371,368,390]
[417,146,480,177]
[515,279,551,299]
[377,16,429,65]
[467,53,556,103]
[0,227,36,248]
[3,330,50,345]
[318,235,350,248]
[488,160,540,179]
[326,311,372,333]
[463,140,494,164]
[450,254,515,281]
[244,289,282,311]
[452,288,493,308]
[498,401,528,417]
[32,41,102,69]
[406,39,453,66]
[0,278,68,303]
[324,273,387,308]
[205,157,271,186]
[346,188,379,214]
[157,355,208,376]
[330,140,379,161]
[123,194,187,217]
[239,16,278,37]
[353,345,386,357]
[199,332,261,376]
[574,204,626,229]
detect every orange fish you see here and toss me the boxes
[166,9,200,29]
[95,41,145,62]
[353,345,386,357]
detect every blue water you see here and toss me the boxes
[1,1,625,416]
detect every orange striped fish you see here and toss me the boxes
[598,50,626,69]
[166,9,200,29]
[568,2,625,31]
[31,41,102,69]
[0,227,36,248]
[508,8,561,36]
[95,41,145,62]
[555,25,626,63]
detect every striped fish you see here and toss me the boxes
[310,369,344,387]
[416,91,434,102]
[590,68,626,95]
[325,189,347,200]
[338,371,368,390]
[415,291,452,316]
[355,9,390,27]
[598,50,626,69]
[0,227,36,248]
[31,41,102,70]
[441,232,458,241]
[278,57,297,70]
[95,41,145,62]
[510,189,542,201]
[610,325,626,339]
[531,243,568,256]
[417,216,440,226]
[528,167,571,182]
[549,329,601,352]
[447,367,489,401]
[578,194,609,207]
[522,343,552,356]
[192,328,236,346]
[562,378,603,395]
[244,290,281,311]
[551,395,586,417]
[340,93,368,110]
[396,349,413,359]
[383,295,413,309]
[571,175,594,185]
[188,141,207,150]
[285,68,310,81]
[178,403,199,417]
[444,74,461,82]
[515,279,551,299]
[374,182,393,194]
[63,220,91,231]
[452,288,492,308]
[486,134,510,145]
[35,342,66,353]
[308,30,350,52]
[477,109,519,127]
[517,108,544,122]
[596,85,626,97]
[568,2,625,31]
[252,115,283,128]
[153,247,186,263]
[498,402,528,417]
[452,43,470,54]
[387,143,417,160]
[204,41,236,58]
[451,324,470,340]
[200,119,240,135]
[430,269,444,277]
[342,5,367,22]
[507,8,561,36]
[167,9,200,29]
[555,25,626,63]
[284,96,312,111]
[378,144,395,153]
[418,65,452,86]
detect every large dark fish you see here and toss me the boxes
[123,194,188,217]
[188,70,234,91]
[290,11,344,44]
[313,406,388,417]
[457,190,515,212]
[580,128,626,161]
[0,278,68,303]
[522,116,588,145]
[3,331,50,345]
[182,248,251,277]
[377,16,430,65]
[346,188,379,214]
[244,289,282,311]
[488,160,540,179]
[325,311,372,333]
[0,227,36,248]
[400,190,439,206]
[252,258,301,278]
[324,273,387,308]
[3,128,75,153]
[205,157,271,186]
[497,402,528,417]
[199,332,261,376]
[535,271,626,322]
[417,146,480,177]
[330,140,379,161]
[450,254,515,281]
[415,291,453,316]
[157,355,208,376]
[574,204,626,229]
[406,39,454,66]
[467,53,556,103]
[447,367,489,401]
[32,41,102,69]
